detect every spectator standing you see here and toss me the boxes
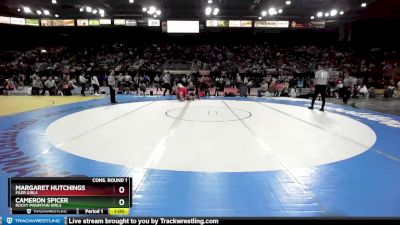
[117,73,124,89]
[133,74,139,91]
[62,77,73,96]
[44,76,56,96]
[91,74,100,95]
[163,72,172,96]
[79,73,87,96]
[32,76,43,95]
[3,79,15,95]
[243,76,249,85]
[154,75,161,92]
[342,72,354,104]
[247,80,253,95]
[108,71,117,103]
[309,65,329,111]
[123,73,132,95]
[236,73,242,88]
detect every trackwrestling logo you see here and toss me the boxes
[3,217,63,225]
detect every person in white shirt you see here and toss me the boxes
[309,64,329,111]
[123,73,132,94]
[332,81,343,98]
[162,72,172,96]
[91,75,100,95]
[182,76,187,86]
[44,76,56,96]
[154,75,161,91]
[226,79,231,87]
[257,81,269,97]
[108,71,117,103]
[342,72,354,104]
[124,73,132,83]
[236,74,242,87]
[79,73,87,96]
[247,80,253,95]
[32,76,43,95]
[117,73,124,88]
[357,84,368,97]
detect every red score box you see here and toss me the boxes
[16,185,130,196]
[10,177,131,197]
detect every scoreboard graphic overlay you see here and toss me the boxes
[9,177,131,215]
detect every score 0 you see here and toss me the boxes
[118,186,126,194]
[116,185,129,207]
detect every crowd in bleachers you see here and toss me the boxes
[0,43,399,99]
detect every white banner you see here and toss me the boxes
[10,17,25,25]
[167,21,199,33]
[126,19,137,26]
[148,19,160,26]
[114,19,126,25]
[229,20,241,27]
[254,21,266,28]
[256,21,289,28]
[0,16,10,24]
[206,20,218,27]
[99,19,112,25]
[265,21,289,28]
[77,19,88,26]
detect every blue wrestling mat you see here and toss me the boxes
[1,96,399,217]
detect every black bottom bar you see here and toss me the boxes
[66,217,400,225]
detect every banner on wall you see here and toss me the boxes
[229,20,240,27]
[0,16,11,24]
[255,21,289,28]
[10,17,25,25]
[89,19,100,26]
[114,19,126,25]
[206,20,229,27]
[125,19,137,26]
[62,20,74,26]
[41,19,74,26]
[99,19,112,25]
[240,20,252,27]
[254,21,266,28]
[206,20,218,27]
[148,19,160,26]
[311,21,326,28]
[25,19,40,26]
[266,20,289,28]
[228,20,252,27]
[217,20,228,27]
[77,19,89,26]
[291,21,325,29]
